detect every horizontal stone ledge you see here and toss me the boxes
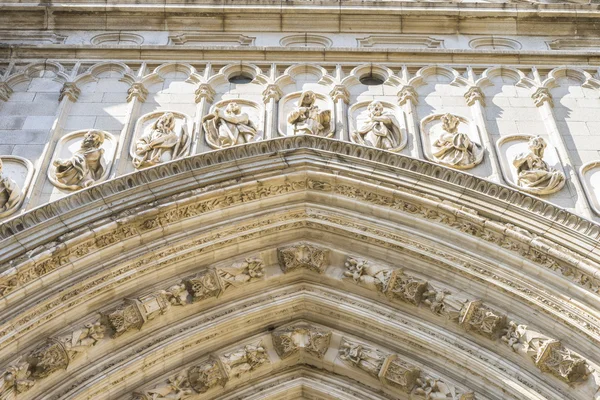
[1,45,600,65]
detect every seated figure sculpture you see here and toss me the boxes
[133,112,189,169]
[0,159,21,214]
[203,102,257,148]
[512,136,565,195]
[352,101,403,151]
[432,113,482,169]
[287,90,331,136]
[52,130,107,190]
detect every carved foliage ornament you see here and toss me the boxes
[278,243,328,273]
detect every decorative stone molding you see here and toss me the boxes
[127,82,148,102]
[459,301,507,339]
[169,33,255,46]
[185,257,264,301]
[272,323,332,359]
[468,37,522,50]
[0,358,35,397]
[579,161,600,216]
[104,300,147,337]
[329,85,350,104]
[464,86,485,106]
[531,87,553,107]
[58,82,81,102]
[0,82,12,102]
[357,35,443,49]
[262,84,282,103]
[280,34,332,48]
[0,31,67,44]
[546,38,600,51]
[277,243,328,273]
[398,86,418,105]
[338,338,420,392]
[90,32,144,46]
[194,83,215,103]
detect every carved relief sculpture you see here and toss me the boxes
[380,355,421,392]
[431,113,482,169]
[338,338,387,377]
[134,373,193,400]
[58,322,105,359]
[459,301,507,339]
[287,90,331,136]
[352,101,404,152]
[104,301,145,337]
[133,112,190,169]
[413,376,475,400]
[203,102,258,148]
[272,324,332,359]
[344,257,392,292]
[188,359,227,393]
[512,136,565,195]
[51,130,107,190]
[27,340,70,379]
[219,342,268,378]
[277,243,329,273]
[0,359,35,398]
[0,158,21,215]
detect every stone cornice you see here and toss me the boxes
[2,46,600,66]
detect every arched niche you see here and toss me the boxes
[203,99,264,150]
[47,129,116,190]
[278,91,334,138]
[580,161,600,216]
[0,155,33,218]
[348,100,408,152]
[130,111,194,169]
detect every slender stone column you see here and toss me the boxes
[398,86,422,158]
[194,83,216,153]
[26,63,81,209]
[113,64,148,176]
[464,86,502,181]
[330,85,350,141]
[262,84,282,139]
[531,84,591,217]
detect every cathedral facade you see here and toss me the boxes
[1,1,600,399]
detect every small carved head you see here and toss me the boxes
[298,90,316,107]
[225,102,241,115]
[153,112,176,132]
[367,101,384,117]
[82,130,105,149]
[441,113,460,133]
[527,135,547,157]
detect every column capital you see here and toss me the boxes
[397,86,418,106]
[262,84,282,103]
[532,87,553,108]
[127,82,149,103]
[58,82,81,102]
[329,85,350,104]
[195,83,215,104]
[464,86,485,107]
[0,82,12,102]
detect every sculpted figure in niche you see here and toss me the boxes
[287,90,331,136]
[220,343,268,377]
[0,159,21,213]
[512,136,565,195]
[52,130,106,190]
[352,101,403,151]
[339,340,385,377]
[432,113,481,169]
[133,112,189,169]
[203,102,257,148]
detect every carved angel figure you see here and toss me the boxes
[287,90,331,136]
[143,373,193,400]
[344,258,392,293]
[0,159,21,213]
[218,257,264,290]
[52,130,107,190]
[432,114,481,169]
[133,112,189,169]
[0,359,35,398]
[221,343,268,378]
[61,322,105,356]
[339,340,385,377]
[512,136,565,195]
[203,102,257,148]
[352,101,403,151]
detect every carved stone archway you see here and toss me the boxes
[0,137,599,400]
